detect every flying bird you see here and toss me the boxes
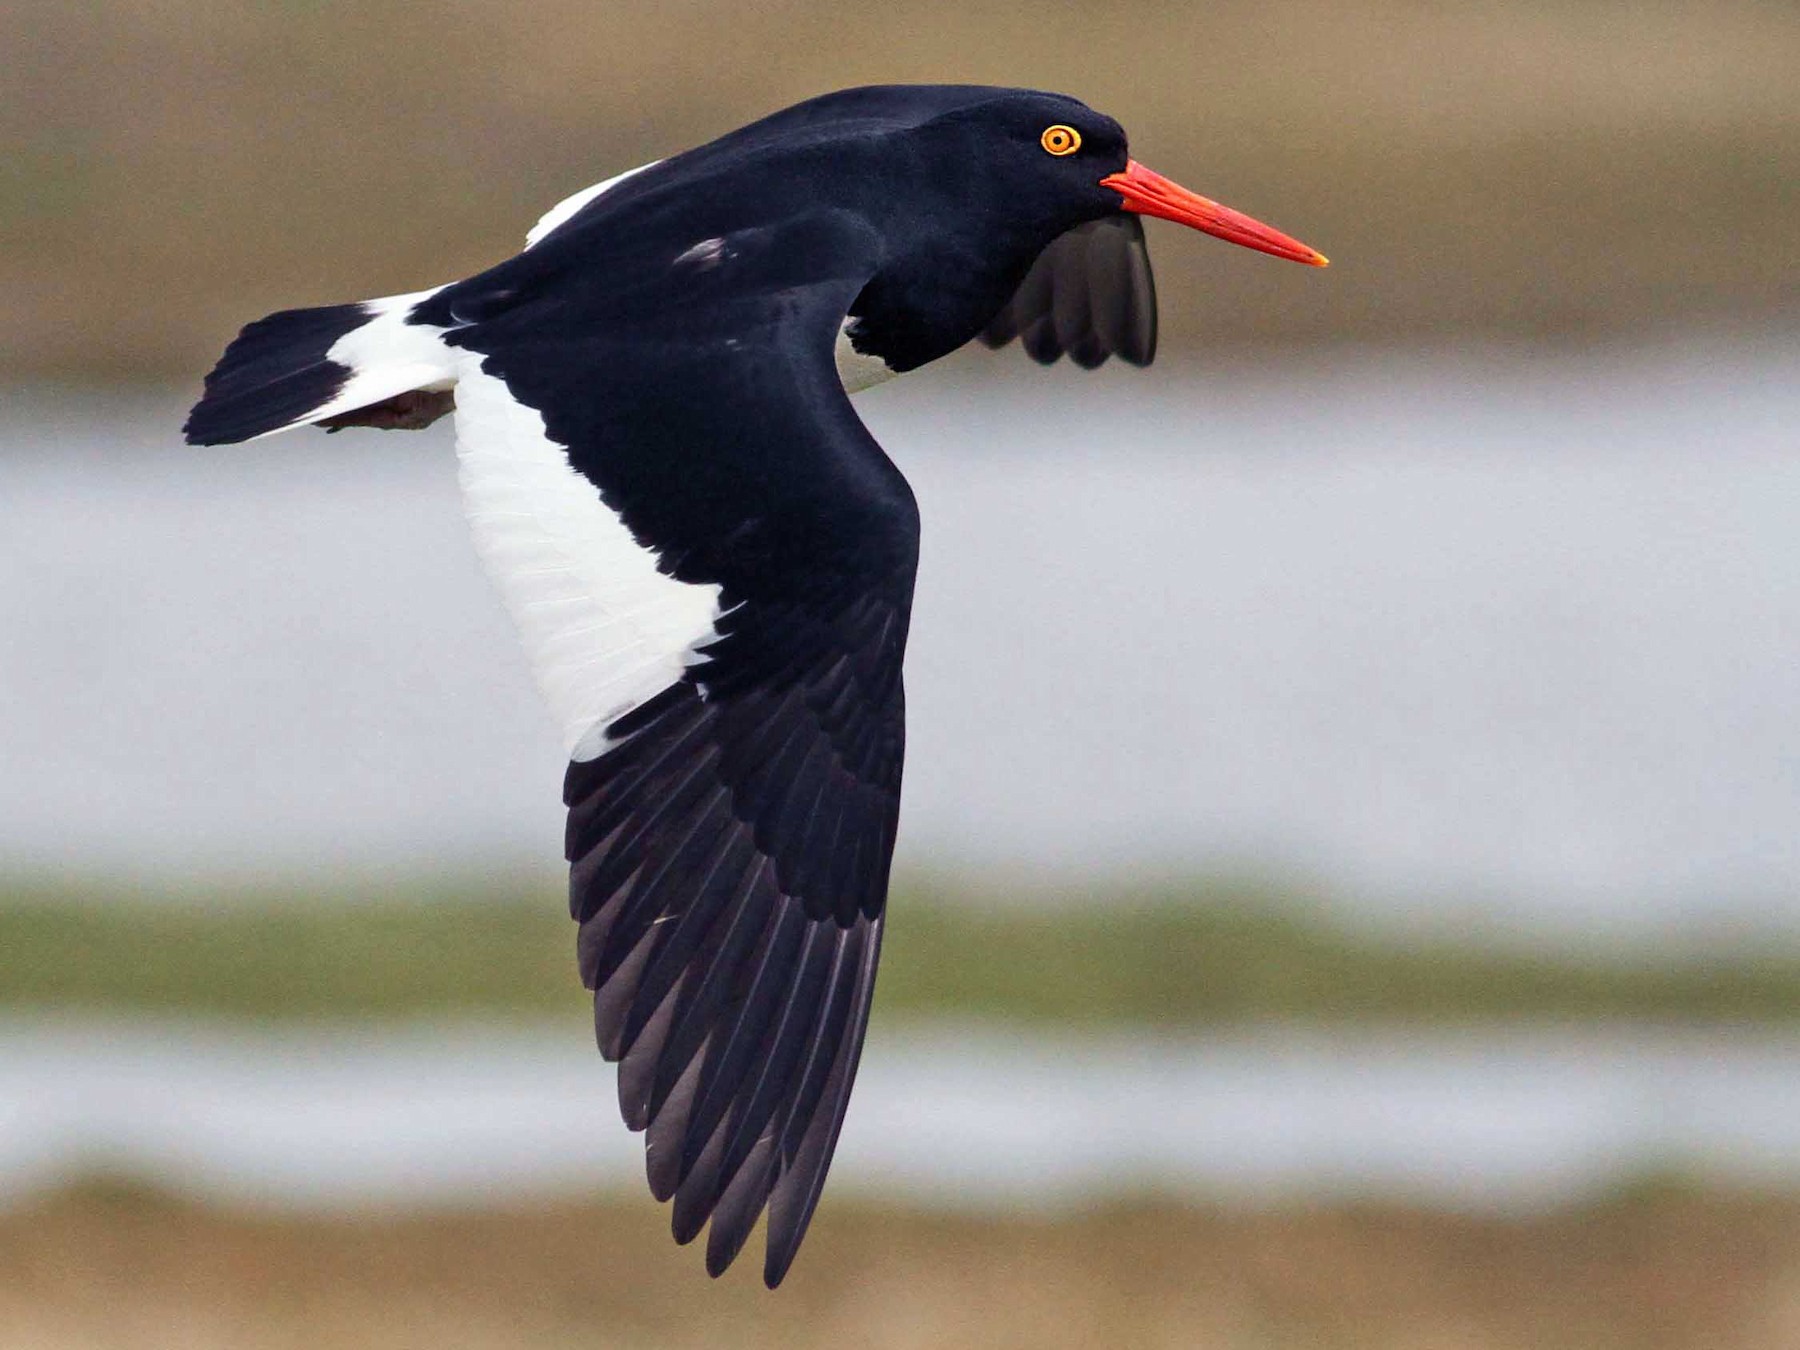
[184,84,1326,1285]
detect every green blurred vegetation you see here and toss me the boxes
[5,875,1797,1023]
[4,0,1797,379]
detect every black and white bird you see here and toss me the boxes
[184,84,1325,1285]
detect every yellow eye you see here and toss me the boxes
[1040,124,1081,156]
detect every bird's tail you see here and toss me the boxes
[183,288,458,446]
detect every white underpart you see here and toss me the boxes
[525,161,661,249]
[253,289,455,440]
[835,318,897,394]
[452,362,723,762]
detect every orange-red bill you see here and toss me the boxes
[1100,160,1328,267]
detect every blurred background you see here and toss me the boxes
[3,1,1799,1346]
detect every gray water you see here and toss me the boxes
[5,1018,1798,1210]
[3,335,1797,935]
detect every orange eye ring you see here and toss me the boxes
[1040,124,1081,156]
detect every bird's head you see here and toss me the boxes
[899,89,1327,269]
[768,86,1325,371]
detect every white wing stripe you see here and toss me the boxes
[453,362,722,762]
[525,161,662,249]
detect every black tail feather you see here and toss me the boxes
[183,303,368,445]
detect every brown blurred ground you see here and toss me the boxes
[4,0,1796,380]
[6,1185,1800,1349]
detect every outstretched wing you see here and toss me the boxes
[978,215,1157,368]
[429,213,916,1286]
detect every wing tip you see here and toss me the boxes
[979,214,1158,372]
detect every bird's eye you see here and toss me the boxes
[1040,125,1081,156]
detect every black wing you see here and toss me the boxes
[978,215,1158,368]
[429,213,915,1285]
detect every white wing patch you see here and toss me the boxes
[525,161,662,249]
[453,362,723,761]
[673,236,728,268]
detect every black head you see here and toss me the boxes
[879,88,1134,235]
[750,86,1323,371]
[715,87,1132,253]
